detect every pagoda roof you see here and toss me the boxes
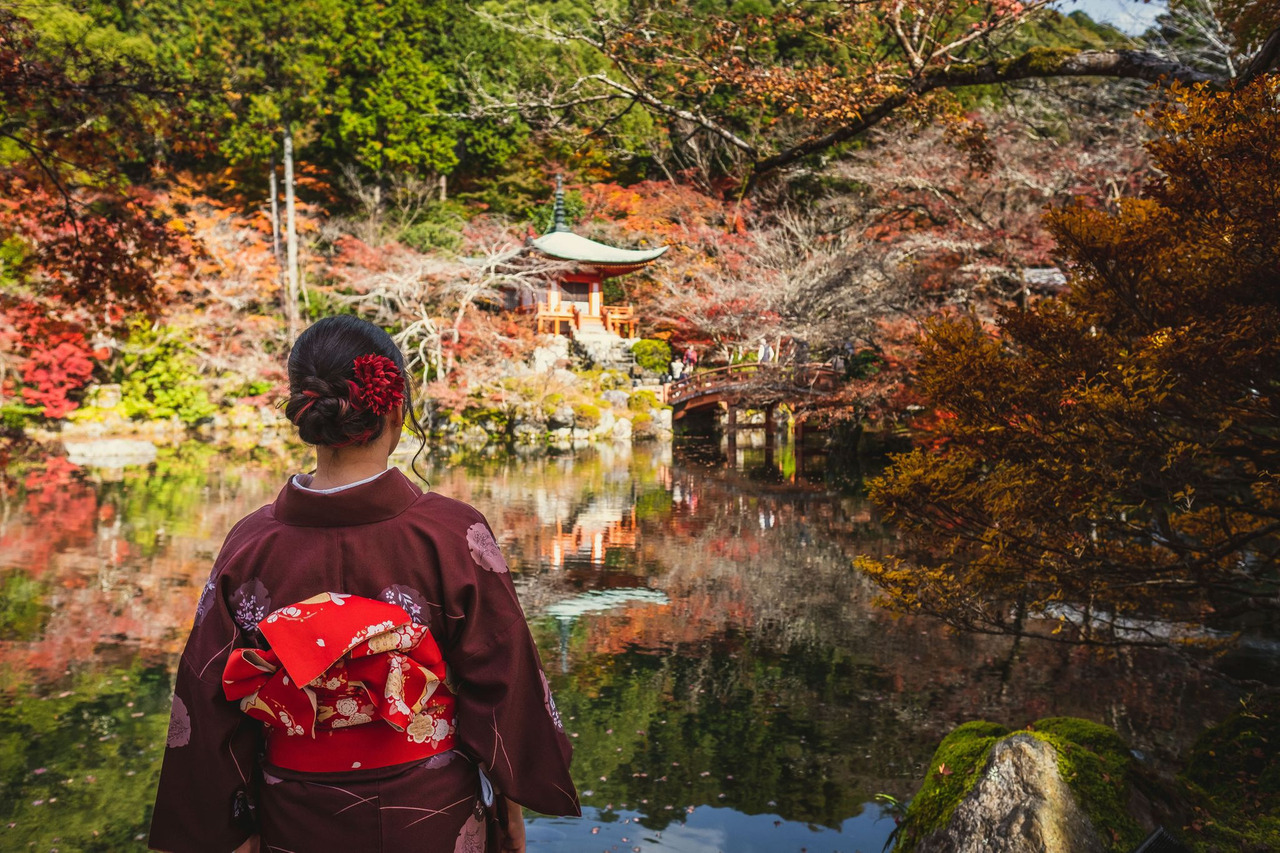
[529,230,668,268]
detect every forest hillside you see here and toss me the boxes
[0,0,1267,447]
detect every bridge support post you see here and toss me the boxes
[724,403,737,466]
[764,404,777,468]
[793,417,806,481]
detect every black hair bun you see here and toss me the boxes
[284,316,412,448]
[284,374,382,447]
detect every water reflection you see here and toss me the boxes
[0,439,1257,852]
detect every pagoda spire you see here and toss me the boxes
[551,175,570,233]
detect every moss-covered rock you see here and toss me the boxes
[573,403,601,429]
[628,389,660,411]
[896,717,1144,853]
[895,721,1012,852]
[1178,692,1280,852]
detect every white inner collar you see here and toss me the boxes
[292,469,392,494]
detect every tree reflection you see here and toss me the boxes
[0,441,1259,851]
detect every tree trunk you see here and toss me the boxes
[269,153,282,265]
[283,126,300,345]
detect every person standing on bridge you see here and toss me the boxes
[149,315,579,853]
[682,345,698,371]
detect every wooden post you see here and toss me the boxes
[794,417,805,481]
[764,404,776,469]
[725,403,737,467]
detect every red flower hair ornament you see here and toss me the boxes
[350,354,405,416]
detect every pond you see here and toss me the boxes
[0,437,1259,852]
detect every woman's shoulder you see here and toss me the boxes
[405,491,489,531]
[215,504,277,556]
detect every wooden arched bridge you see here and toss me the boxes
[665,362,846,423]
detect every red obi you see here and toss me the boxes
[222,592,457,772]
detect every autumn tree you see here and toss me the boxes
[858,78,1280,646]
[0,6,188,420]
[500,0,1278,186]
[0,6,183,308]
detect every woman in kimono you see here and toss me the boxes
[149,316,579,852]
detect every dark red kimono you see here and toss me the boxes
[149,469,579,852]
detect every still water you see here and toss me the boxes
[0,439,1251,852]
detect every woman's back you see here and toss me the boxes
[149,317,578,853]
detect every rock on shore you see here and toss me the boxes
[914,734,1105,853]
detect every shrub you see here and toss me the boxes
[631,339,672,373]
[573,403,600,429]
[399,205,467,254]
[226,379,274,399]
[2,303,103,419]
[630,412,655,439]
[598,370,629,391]
[0,402,44,431]
[118,323,215,425]
[628,389,660,411]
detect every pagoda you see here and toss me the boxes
[522,177,667,337]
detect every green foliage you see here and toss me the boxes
[531,190,586,234]
[0,236,31,291]
[326,1,459,179]
[597,370,629,392]
[117,324,215,424]
[601,277,627,306]
[398,201,469,254]
[1179,694,1280,851]
[628,389,660,411]
[572,402,600,429]
[631,339,673,374]
[539,393,565,419]
[895,718,1141,853]
[0,403,44,431]
[895,721,1010,852]
[226,378,273,399]
[633,486,672,519]
[301,287,359,323]
[0,572,50,640]
[462,406,510,435]
[110,443,222,553]
[846,349,885,379]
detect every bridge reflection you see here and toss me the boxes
[666,361,848,477]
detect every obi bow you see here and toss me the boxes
[222,592,454,740]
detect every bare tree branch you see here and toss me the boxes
[752,46,1223,179]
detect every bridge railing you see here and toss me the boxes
[666,361,843,407]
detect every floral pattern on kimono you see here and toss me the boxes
[453,814,486,853]
[466,522,508,573]
[323,695,375,729]
[381,583,429,624]
[540,669,563,732]
[166,695,191,748]
[193,577,216,627]
[223,594,452,745]
[405,702,455,746]
[230,579,271,634]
